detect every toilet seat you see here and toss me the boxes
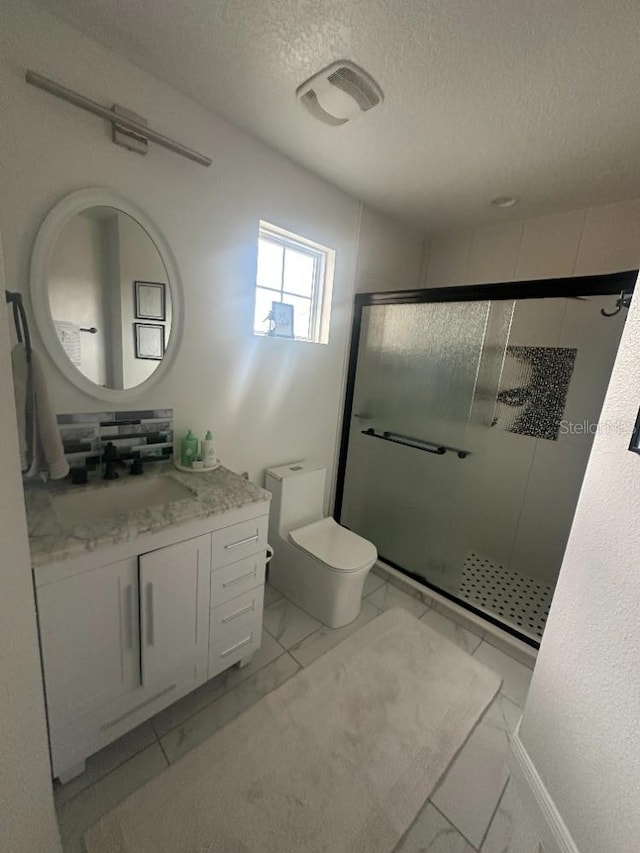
[289,517,377,573]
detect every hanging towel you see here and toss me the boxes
[11,343,29,471]
[12,343,69,480]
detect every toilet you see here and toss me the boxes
[265,461,377,629]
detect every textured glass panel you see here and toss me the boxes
[340,291,628,642]
[353,301,491,447]
[444,300,515,592]
[283,248,315,297]
[341,299,513,598]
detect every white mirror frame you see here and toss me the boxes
[30,188,184,403]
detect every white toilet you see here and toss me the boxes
[265,461,377,628]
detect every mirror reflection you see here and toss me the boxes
[47,206,172,390]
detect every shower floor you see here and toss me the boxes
[460,552,554,641]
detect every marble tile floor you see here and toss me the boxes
[55,574,542,853]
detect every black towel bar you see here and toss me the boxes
[5,290,32,361]
[361,428,470,459]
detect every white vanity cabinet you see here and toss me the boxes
[34,501,269,782]
[139,535,211,686]
[207,520,269,678]
[37,557,141,734]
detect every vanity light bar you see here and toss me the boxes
[25,70,212,168]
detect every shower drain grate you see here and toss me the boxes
[460,553,554,640]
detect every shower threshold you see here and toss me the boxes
[376,555,552,648]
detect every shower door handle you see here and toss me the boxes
[361,428,470,459]
[384,430,446,455]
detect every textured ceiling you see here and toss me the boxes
[32,0,640,232]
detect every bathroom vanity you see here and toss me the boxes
[22,188,274,783]
[25,464,270,782]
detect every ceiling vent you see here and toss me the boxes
[297,61,384,126]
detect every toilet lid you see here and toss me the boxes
[289,518,377,573]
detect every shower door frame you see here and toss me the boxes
[334,269,637,646]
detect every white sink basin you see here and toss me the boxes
[53,476,194,525]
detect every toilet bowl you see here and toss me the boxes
[265,462,377,628]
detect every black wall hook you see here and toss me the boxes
[601,290,632,317]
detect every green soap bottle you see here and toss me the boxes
[181,430,199,468]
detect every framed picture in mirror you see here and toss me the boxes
[135,323,165,360]
[135,280,166,321]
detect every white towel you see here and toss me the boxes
[11,343,29,471]
[12,344,69,480]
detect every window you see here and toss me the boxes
[253,221,335,344]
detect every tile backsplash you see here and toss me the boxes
[57,409,174,470]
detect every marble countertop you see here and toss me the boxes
[25,462,271,569]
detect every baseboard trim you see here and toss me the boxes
[508,723,580,853]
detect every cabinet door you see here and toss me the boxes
[37,558,140,733]
[139,534,211,686]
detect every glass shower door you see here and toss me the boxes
[340,299,513,597]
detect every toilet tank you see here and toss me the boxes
[265,461,326,536]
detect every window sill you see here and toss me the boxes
[253,331,327,345]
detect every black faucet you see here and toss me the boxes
[102,442,119,480]
[130,456,144,476]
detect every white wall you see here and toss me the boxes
[518,271,640,852]
[354,205,428,293]
[0,0,368,495]
[424,202,640,288]
[0,240,61,852]
[48,212,107,385]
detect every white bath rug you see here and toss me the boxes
[85,607,500,853]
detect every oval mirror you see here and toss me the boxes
[30,189,183,401]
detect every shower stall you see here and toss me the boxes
[335,271,636,646]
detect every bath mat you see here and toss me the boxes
[85,607,501,853]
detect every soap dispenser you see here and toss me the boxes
[202,430,217,468]
[181,430,199,468]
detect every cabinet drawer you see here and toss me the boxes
[208,619,262,679]
[211,516,268,568]
[211,552,266,606]
[210,585,264,644]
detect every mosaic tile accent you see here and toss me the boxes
[460,552,554,641]
[493,345,577,441]
[57,409,173,471]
